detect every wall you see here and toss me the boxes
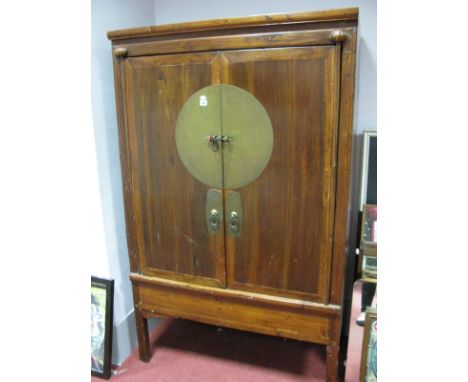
[91,0,157,365]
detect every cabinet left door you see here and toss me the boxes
[119,52,226,287]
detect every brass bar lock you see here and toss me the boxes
[207,135,231,152]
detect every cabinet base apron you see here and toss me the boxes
[131,274,342,381]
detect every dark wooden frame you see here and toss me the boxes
[359,131,377,211]
[91,276,114,380]
[359,307,377,382]
[108,8,359,382]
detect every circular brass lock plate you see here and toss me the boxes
[176,84,273,189]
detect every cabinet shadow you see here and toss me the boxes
[149,318,326,378]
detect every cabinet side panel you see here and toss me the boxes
[112,54,139,272]
[330,29,358,305]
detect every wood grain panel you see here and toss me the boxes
[123,52,225,286]
[132,275,339,345]
[226,55,291,290]
[118,29,338,57]
[112,54,140,273]
[224,47,338,303]
[107,8,358,40]
[329,32,358,305]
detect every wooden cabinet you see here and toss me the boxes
[108,8,358,381]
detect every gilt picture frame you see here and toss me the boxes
[91,276,114,379]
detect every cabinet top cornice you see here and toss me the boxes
[107,7,358,41]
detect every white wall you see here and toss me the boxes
[153,0,377,134]
[91,0,156,365]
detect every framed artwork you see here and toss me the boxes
[91,276,114,379]
[361,204,378,244]
[359,130,377,211]
[360,307,377,382]
[359,204,377,281]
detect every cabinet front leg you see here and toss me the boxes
[135,309,150,362]
[326,344,340,382]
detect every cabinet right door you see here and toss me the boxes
[222,46,341,303]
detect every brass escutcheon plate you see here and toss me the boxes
[226,190,242,237]
[205,189,223,235]
[175,84,273,189]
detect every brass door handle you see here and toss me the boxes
[209,209,220,230]
[229,211,240,233]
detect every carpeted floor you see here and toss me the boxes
[92,282,365,382]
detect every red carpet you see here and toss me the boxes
[92,283,365,382]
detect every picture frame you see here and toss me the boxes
[359,307,377,382]
[359,130,377,211]
[359,204,377,281]
[91,276,114,379]
[361,204,378,244]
